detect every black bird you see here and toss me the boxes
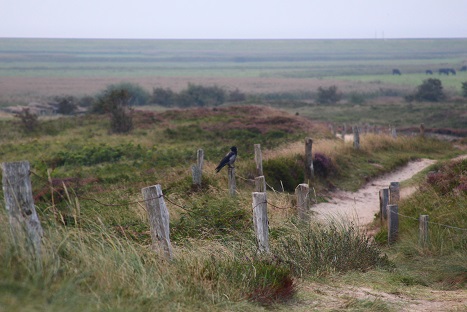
[215,146,237,173]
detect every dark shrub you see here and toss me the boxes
[316,85,342,104]
[93,83,149,113]
[413,78,445,102]
[462,81,467,98]
[228,88,247,102]
[55,96,77,115]
[92,88,133,133]
[15,108,39,133]
[263,156,304,192]
[313,153,334,178]
[152,87,176,107]
[177,83,226,107]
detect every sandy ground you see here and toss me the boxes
[311,158,436,226]
[297,282,467,312]
[303,155,467,312]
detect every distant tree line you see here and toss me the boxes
[13,79,467,135]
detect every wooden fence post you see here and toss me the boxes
[341,123,346,140]
[387,204,399,244]
[419,215,429,248]
[353,125,360,150]
[379,188,389,224]
[228,167,236,196]
[295,183,311,222]
[254,144,263,176]
[252,192,269,253]
[420,123,425,137]
[197,148,204,171]
[255,175,267,193]
[305,137,314,182]
[389,182,400,205]
[141,184,173,260]
[192,149,204,186]
[192,165,202,186]
[391,126,397,138]
[1,161,43,256]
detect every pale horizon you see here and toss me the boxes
[1,0,466,40]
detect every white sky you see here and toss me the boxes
[1,0,466,39]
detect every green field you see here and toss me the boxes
[1,38,467,79]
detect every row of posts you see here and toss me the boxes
[379,182,429,247]
[2,138,431,261]
[331,123,428,138]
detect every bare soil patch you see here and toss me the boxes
[296,281,467,312]
[311,158,437,226]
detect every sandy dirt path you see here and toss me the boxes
[311,158,437,226]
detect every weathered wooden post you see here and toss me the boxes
[387,204,399,244]
[252,192,269,253]
[295,183,311,222]
[255,175,267,193]
[254,144,263,176]
[330,124,336,138]
[305,137,314,182]
[389,182,400,205]
[391,126,397,138]
[192,149,204,186]
[420,123,425,137]
[141,184,173,260]
[197,148,204,170]
[192,165,202,185]
[419,215,429,248]
[228,167,236,196]
[341,123,346,140]
[2,161,43,256]
[353,125,360,150]
[379,188,389,224]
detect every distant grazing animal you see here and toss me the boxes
[215,146,237,173]
[460,65,467,72]
[425,70,433,75]
[392,69,401,75]
[449,68,456,75]
[439,68,450,75]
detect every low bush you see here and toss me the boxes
[316,85,342,104]
[170,195,251,241]
[272,222,391,277]
[263,156,304,192]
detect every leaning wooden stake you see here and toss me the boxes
[197,148,204,170]
[252,192,269,253]
[141,184,173,260]
[341,123,346,140]
[1,161,43,257]
[254,144,263,176]
[305,137,314,182]
[419,215,429,248]
[192,149,204,186]
[420,123,425,137]
[295,183,311,222]
[255,175,267,193]
[389,182,400,205]
[387,204,399,245]
[228,167,236,196]
[391,126,397,138]
[353,125,360,150]
[379,188,389,223]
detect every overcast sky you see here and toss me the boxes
[1,0,466,39]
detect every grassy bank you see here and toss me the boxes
[0,106,465,311]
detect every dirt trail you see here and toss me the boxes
[311,158,437,226]
[303,155,467,312]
